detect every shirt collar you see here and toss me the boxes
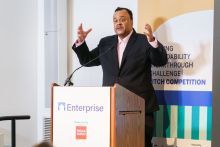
[118,30,133,44]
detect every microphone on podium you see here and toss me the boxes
[64,45,114,86]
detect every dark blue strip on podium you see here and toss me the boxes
[155,90,212,106]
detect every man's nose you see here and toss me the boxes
[116,21,122,25]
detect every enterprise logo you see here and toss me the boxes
[58,102,104,113]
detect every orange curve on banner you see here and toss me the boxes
[138,0,214,32]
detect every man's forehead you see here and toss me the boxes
[113,11,129,18]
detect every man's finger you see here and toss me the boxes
[145,24,152,30]
[143,32,150,36]
[78,23,83,30]
[85,28,92,35]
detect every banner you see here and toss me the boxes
[138,0,214,145]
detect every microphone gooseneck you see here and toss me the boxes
[64,45,114,86]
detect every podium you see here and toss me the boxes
[51,84,145,147]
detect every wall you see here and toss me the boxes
[0,0,67,145]
[0,0,38,146]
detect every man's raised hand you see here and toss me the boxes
[77,23,92,43]
[144,23,155,42]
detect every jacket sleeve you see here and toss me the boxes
[148,41,168,67]
[72,41,101,66]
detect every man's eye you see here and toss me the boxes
[113,18,127,23]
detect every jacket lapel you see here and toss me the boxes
[111,36,120,72]
[119,30,138,70]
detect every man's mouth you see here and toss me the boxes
[116,27,123,31]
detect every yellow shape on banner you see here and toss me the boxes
[138,0,214,32]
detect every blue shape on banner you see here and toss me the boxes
[155,90,212,106]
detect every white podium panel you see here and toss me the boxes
[52,87,110,147]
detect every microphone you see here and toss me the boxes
[64,45,114,86]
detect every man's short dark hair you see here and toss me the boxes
[115,7,133,20]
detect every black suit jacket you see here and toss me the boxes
[73,30,167,113]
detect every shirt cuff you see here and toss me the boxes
[75,40,85,47]
[149,38,159,48]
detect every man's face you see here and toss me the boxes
[113,10,133,39]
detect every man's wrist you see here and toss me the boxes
[148,37,158,48]
[148,36,155,42]
[75,39,85,47]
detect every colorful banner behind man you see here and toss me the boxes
[138,0,213,145]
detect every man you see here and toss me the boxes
[34,141,53,147]
[73,7,167,147]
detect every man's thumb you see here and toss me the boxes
[85,28,92,35]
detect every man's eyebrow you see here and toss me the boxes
[113,16,126,19]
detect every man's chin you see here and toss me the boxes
[116,31,124,36]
